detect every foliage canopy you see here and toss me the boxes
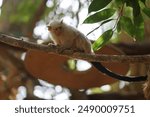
[84,0,150,50]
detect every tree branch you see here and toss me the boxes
[27,0,47,37]
[0,33,150,63]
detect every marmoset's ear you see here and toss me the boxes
[60,19,63,24]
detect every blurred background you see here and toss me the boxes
[0,0,149,100]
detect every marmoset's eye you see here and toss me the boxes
[58,26,62,29]
[55,26,62,31]
[48,26,52,30]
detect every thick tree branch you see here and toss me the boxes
[114,42,150,55]
[0,33,150,63]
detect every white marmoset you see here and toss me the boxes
[47,20,93,54]
[46,20,147,82]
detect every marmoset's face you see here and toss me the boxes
[47,21,62,36]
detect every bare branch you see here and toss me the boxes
[0,33,150,63]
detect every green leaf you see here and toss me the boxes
[119,16,135,37]
[134,14,144,40]
[114,0,123,7]
[84,9,115,24]
[124,0,132,7]
[86,19,114,36]
[140,0,146,5]
[92,29,113,51]
[143,7,150,17]
[124,0,140,18]
[131,0,141,18]
[117,20,121,33]
[67,59,76,70]
[89,0,112,13]
[101,18,114,25]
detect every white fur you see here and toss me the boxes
[48,21,93,54]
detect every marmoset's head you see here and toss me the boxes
[47,20,64,36]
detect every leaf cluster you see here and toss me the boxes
[84,0,150,51]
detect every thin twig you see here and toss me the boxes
[0,33,150,63]
[112,3,124,31]
[86,19,115,36]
